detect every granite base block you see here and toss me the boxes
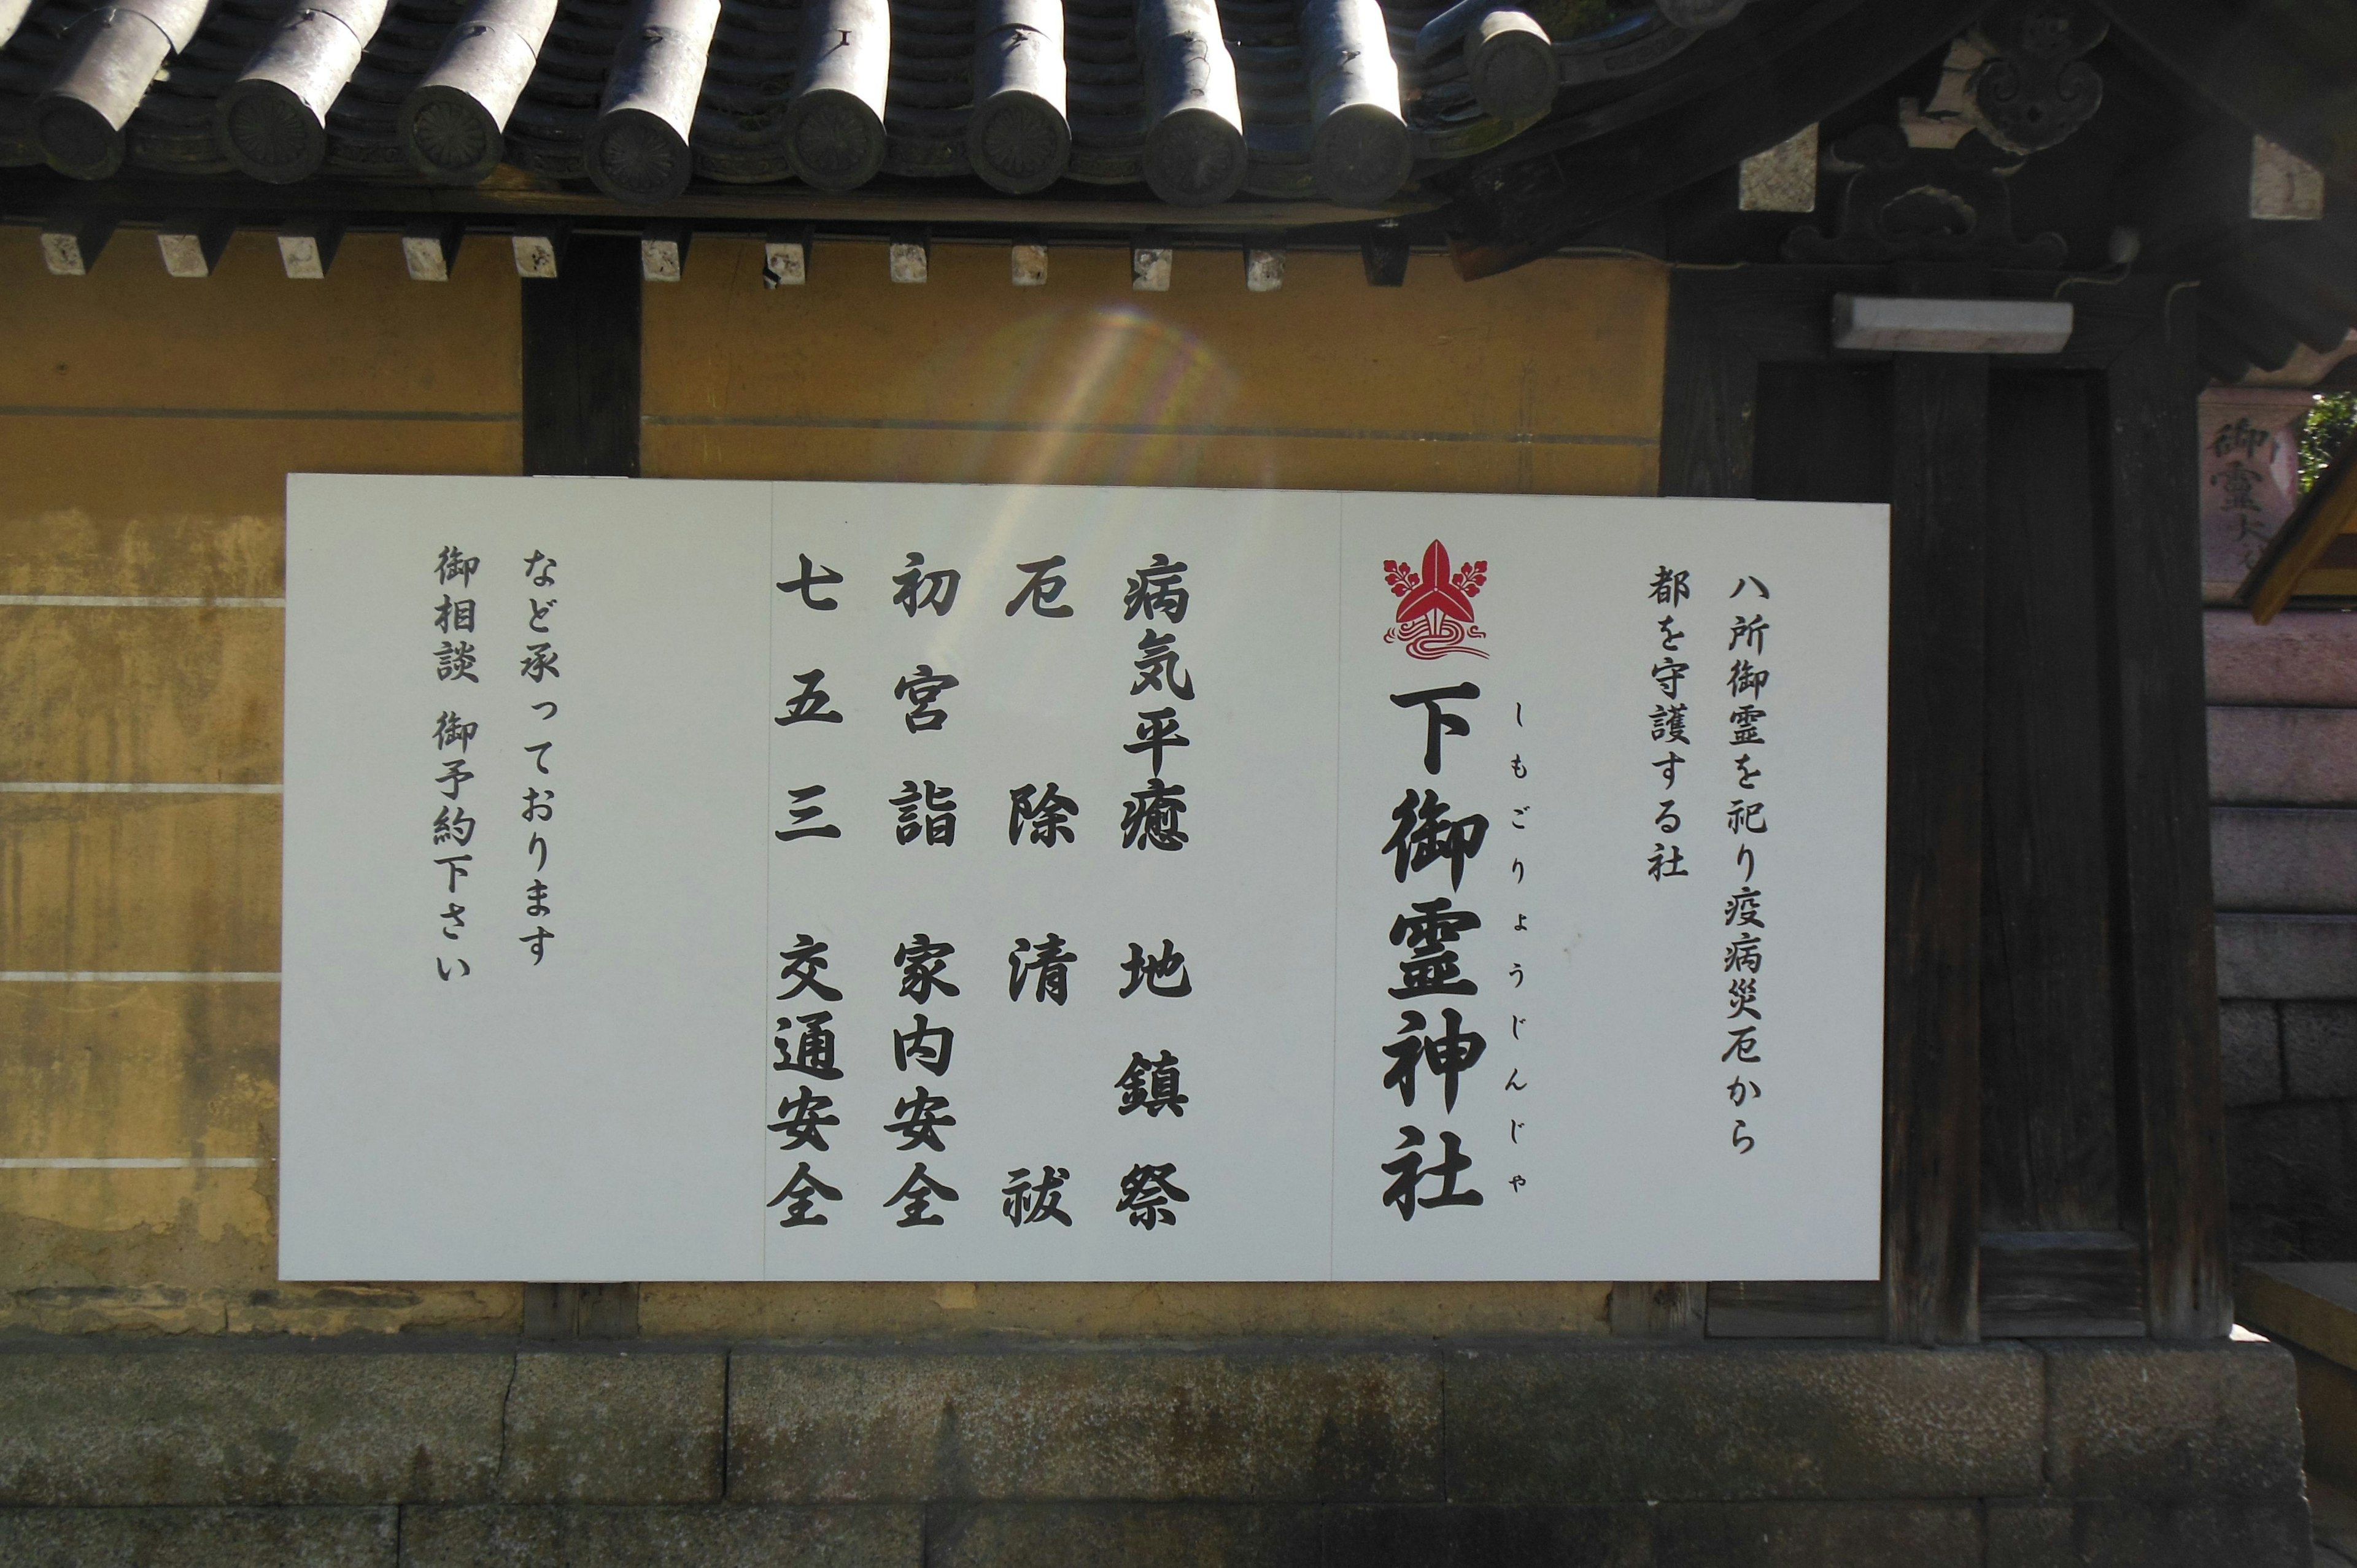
[2041,1341,2305,1499]
[729,1346,1444,1503]
[1442,1342,2043,1504]
[0,1343,509,1505]
[496,1348,726,1504]
[399,1504,923,1567]
[0,1506,398,1568]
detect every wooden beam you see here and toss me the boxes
[1610,1280,1705,1338]
[522,1281,640,1339]
[511,222,567,277]
[401,217,462,281]
[1980,1232,2145,1337]
[888,231,930,283]
[1883,344,1989,1348]
[640,221,689,281]
[2245,430,2357,622]
[277,217,344,279]
[0,174,1429,231]
[764,224,811,285]
[2100,289,2231,1340]
[1132,243,1173,290]
[154,214,230,278]
[1706,1280,1880,1337]
[37,212,111,275]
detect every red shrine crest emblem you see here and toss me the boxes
[1384,539,1488,659]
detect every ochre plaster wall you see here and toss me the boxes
[642,239,1663,496]
[0,231,523,1335]
[2,231,1663,1337]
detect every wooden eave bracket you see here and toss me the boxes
[2242,426,2357,621]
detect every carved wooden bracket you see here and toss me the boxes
[1972,0,2108,155]
[1782,125,2067,268]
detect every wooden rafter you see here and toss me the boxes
[2096,0,2357,191]
[1445,0,1986,279]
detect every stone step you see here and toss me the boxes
[2210,609,2357,707]
[2212,707,2357,806]
[2218,914,2357,1000]
[2215,807,2357,913]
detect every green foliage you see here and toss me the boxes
[2304,392,2357,491]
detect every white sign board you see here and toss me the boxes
[281,476,1889,1283]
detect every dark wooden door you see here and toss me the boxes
[1659,266,2226,1342]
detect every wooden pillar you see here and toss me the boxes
[1979,375,2123,1235]
[1639,269,1766,1338]
[2102,288,2231,1340]
[524,1281,642,1338]
[1657,270,1762,501]
[519,233,641,1334]
[1882,345,1989,1347]
[522,234,641,477]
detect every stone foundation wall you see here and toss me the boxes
[2207,608,2357,1266]
[0,1338,2310,1567]
[2224,999,2357,1259]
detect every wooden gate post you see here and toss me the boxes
[522,231,641,479]
[1883,346,1989,1346]
[2102,288,2231,1340]
[519,232,643,1338]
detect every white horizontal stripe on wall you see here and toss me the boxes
[0,1157,266,1169]
[0,972,282,983]
[0,782,281,794]
[0,595,284,608]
